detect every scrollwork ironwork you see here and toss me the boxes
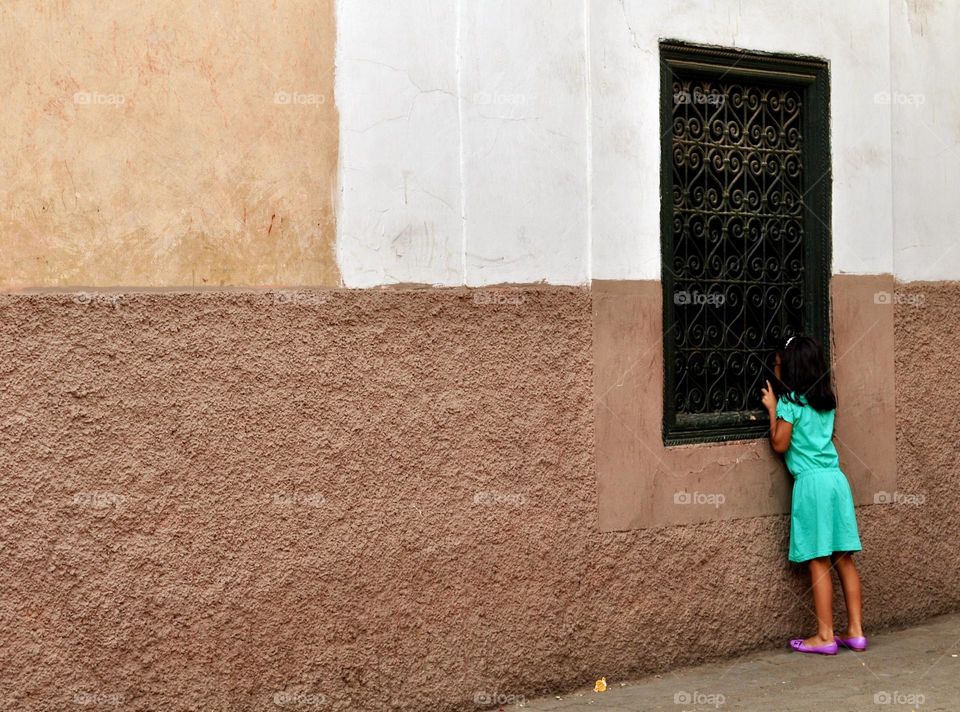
[670,77,804,416]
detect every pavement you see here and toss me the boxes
[519,613,960,711]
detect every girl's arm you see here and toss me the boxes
[761,379,793,454]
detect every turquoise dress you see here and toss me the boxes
[776,393,862,563]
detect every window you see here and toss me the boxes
[659,42,831,445]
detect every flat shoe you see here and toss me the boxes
[789,638,838,655]
[835,635,868,652]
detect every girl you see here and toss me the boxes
[760,336,866,655]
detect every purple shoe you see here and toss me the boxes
[789,638,838,655]
[835,635,868,652]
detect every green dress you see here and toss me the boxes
[776,393,862,563]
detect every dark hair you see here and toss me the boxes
[779,336,836,412]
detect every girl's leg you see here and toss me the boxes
[832,552,864,637]
[804,556,835,646]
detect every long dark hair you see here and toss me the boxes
[779,336,837,412]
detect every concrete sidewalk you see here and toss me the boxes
[520,613,960,711]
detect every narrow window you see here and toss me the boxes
[660,42,831,444]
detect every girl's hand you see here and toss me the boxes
[760,379,777,412]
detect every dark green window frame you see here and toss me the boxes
[660,41,832,445]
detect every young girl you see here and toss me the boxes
[760,336,866,655]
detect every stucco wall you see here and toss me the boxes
[4,0,952,289]
[890,0,960,281]
[2,282,957,711]
[594,274,897,531]
[335,0,897,286]
[1,1,958,710]
[0,0,339,288]
[590,0,894,280]
[335,0,590,287]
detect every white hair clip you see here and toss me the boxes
[785,335,797,348]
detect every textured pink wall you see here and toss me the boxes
[593,275,898,531]
[1,284,958,711]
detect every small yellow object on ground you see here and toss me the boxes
[594,677,607,693]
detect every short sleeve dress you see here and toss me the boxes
[776,393,862,563]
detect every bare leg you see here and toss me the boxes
[832,552,864,637]
[804,556,835,646]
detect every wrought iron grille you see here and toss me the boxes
[660,43,831,444]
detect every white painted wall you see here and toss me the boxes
[336,0,588,287]
[459,1,589,285]
[591,0,893,280]
[890,0,960,282]
[335,0,463,287]
[336,0,954,286]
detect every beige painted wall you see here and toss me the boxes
[0,0,339,288]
